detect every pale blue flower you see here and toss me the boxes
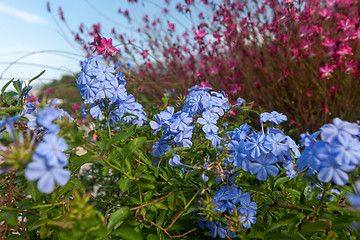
[25,154,70,193]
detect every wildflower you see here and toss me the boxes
[25,154,70,193]
[249,153,279,181]
[320,64,336,78]
[35,134,68,167]
[197,112,219,134]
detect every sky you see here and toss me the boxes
[0,0,180,89]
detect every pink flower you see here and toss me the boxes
[97,37,119,56]
[45,89,54,96]
[200,80,211,88]
[168,23,175,32]
[320,63,336,78]
[72,104,81,112]
[141,49,149,59]
[336,44,352,58]
[345,60,357,74]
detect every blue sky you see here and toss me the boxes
[0,0,182,88]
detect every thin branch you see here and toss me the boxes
[130,191,173,211]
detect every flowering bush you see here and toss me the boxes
[0,58,360,239]
[53,0,360,137]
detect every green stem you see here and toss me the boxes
[314,183,330,216]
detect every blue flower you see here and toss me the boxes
[229,123,250,141]
[90,105,103,119]
[245,132,269,159]
[265,132,289,156]
[227,140,247,168]
[197,112,219,134]
[238,192,257,214]
[317,156,355,186]
[37,107,63,134]
[235,97,245,108]
[169,111,192,132]
[320,118,359,143]
[296,141,328,172]
[25,154,70,193]
[169,154,182,167]
[79,78,100,104]
[239,209,257,229]
[329,132,360,166]
[93,64,115,82]
[35,134,68,167]
[300,131,320,147]
[249,153,279,181]
[260,111,287,125]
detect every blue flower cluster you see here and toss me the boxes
[23,101,72,193]
[225,111,300,181]
[198,186,257,238]
[77,55,146,126]
[297,118,360,185]
[150,85,229,157]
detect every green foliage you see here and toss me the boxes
[0,76,359,239]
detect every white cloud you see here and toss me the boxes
[0,3,47,24]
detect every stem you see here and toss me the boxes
[314,183,330,216]
[107,114,112,139]
[167,189,201,229]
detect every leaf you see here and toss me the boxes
[1,78,14,96]
[107,206,131,231]
[29,70,45,84]
[0,209,18,228]
[54,178,85,200]
[12,80,22,97]
[139,174,156,182]
[118,178,132,192]
[153,202,168,210]
[109,124,136,144]
[325,231,337,240]
[122,137,147,160]
[162,147,189,159]
[273,177,290,190]
[111,227,142,240]
[146,234,158,240]
[300,220,330,235]
[2,106,23,113]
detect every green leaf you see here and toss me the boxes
[1,78,14,96]
[139,174,156,182]
[163,147,189,159]
[111,227,142,240]
[273,177,290,190]
[2,92,18,104]
[146,234,158,240]
[29,70,45,84]
[109,124,136,144]
[54,178,85,200]
[325,231,337,240]
[107,206,131,231]
[0,209,18,228]
[12,80,22,96]
[122,137,147,160]
[118,178,132,192]
[138,180,155,190]
[300,220,330,235]
[153,202,168,210]
[2,106,24,113]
